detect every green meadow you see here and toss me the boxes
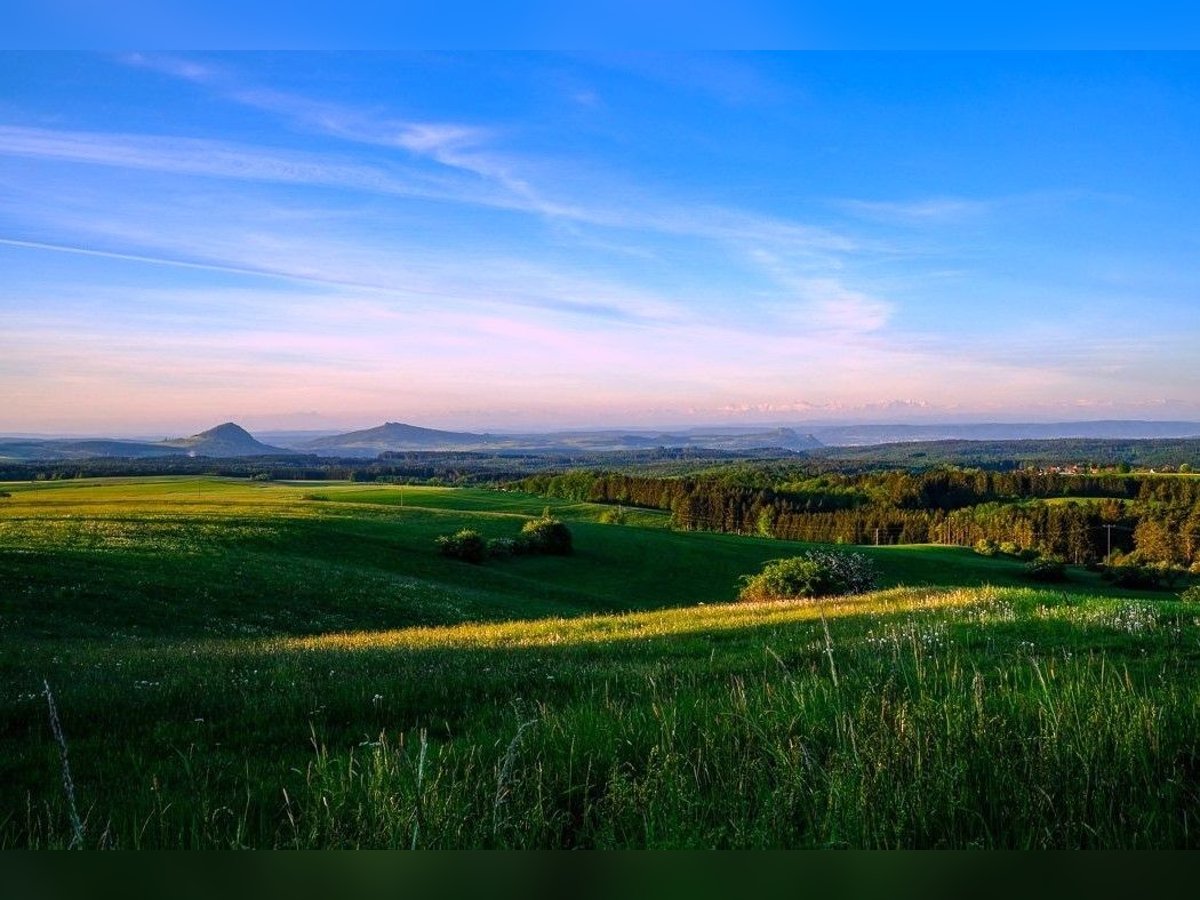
[2,476,1198,848]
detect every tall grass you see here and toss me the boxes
[8,586,1200,848]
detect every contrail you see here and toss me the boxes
[0,236,453,300]
[0,236,651,321]
[0,236,316,283]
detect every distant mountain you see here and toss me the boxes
[0,421,291,461]
[300,421,823,456]
[810,420,1200,447]
[301,422,489,456]
[161,422,294,457]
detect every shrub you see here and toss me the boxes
[1179,585,1200,603]
[0,490,10,499]
[973,539,999,557]
[998,541,1021,556]
[1024,556,1067,583]
[436,529,487,564]
[598,507,628,525]
[520,516,573,555]
[738,551,878,602]
[1156,563,1186,589]
[1103,564,1165,590]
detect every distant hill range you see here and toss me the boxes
[0,422,293,462]
[3,419,1199,462]
[292,422,824,456]
[807,420,1200,446]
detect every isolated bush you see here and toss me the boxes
[738,550,878,602]
[520,516,573,555]
[0,490,10,499]
[251,472,272,482]
[998,541,1021,556]
[1024,556,1067,583]
[598,507,628,525]
[301,493,329,502]
[436,529,487,564]
[974,539,999,557]
[1179,585,1200,603]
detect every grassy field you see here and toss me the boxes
[2,477,1199,848]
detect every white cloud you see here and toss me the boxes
[0,125,471,203]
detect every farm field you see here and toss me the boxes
[2,477,1199,848]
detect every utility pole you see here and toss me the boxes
[1103,523,1115,562]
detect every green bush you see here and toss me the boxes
[520,517,573,556]
[598,507,628,525]
[1024,556,1067,582]
[998,541,1021,556]
[1104,564,1167,590]
[436,529,487,564]
[973,539,999,557]
[739,551,878,603]
[1179,585,1200,603]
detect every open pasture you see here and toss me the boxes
[2,477,1198,848]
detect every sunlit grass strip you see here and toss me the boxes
[281,586,997,653]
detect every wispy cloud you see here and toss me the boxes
[0,198,692,327]
[0,125,483,205]
[122,53,217,83]
[0,122,859,262]
[838,196,996,224]
[110,54,862,254]
[746,248,893,333]
[121,54,567,218]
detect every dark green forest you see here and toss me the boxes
[517,468,1200,570]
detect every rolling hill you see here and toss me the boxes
[160,422,294,457]
[300,421,488,455]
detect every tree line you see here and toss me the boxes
[514,468,1200,568]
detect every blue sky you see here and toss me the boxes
[2,52,1199,434]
